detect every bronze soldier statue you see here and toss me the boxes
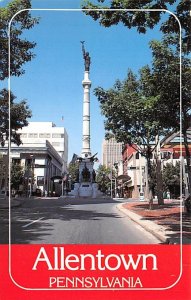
[81,41,91,71]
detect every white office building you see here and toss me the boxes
[0,122,68,196]
[18,122,68,171]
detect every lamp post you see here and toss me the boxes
[61,178,64,197]
[110,168,113,198]
[114,162,119,198]
[28,154,34,198]
[108,162,113,198]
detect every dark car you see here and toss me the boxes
[32,188,42,196]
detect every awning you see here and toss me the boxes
[117,174,131,182]
[123,179,132,186]
[51,175,62,181]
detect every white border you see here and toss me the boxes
[8,8,183,291]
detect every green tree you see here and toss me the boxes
[0,0,39,79]
[0,0,37,146]
[0,0,38,197]
[147,161,180,199]
[141,36,191,192]
[162,162,180,198]
[94,69,164,202]
[68,162,79,185]
[11,162,24,190]
[96,164,111,192]
[82,0,190,52]
[0,88,32,147]
[0,89,32,197]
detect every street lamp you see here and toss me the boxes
[108,161,113,198]
[114,162,118,198]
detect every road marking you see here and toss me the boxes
[22,217,44,228]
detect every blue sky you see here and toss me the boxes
[1,0,170,162]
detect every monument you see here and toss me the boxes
[72,42,98,198]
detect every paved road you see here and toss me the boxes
[0,197,160,244]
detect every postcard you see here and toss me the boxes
[0,1,190,299]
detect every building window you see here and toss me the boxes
[28,133,38,138]
[135,152,139,159]
[39,133,51,138]
[52,133,64,138]
[37,176,44,186]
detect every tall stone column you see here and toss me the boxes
[69,42,98,198]
[81,70,91,158]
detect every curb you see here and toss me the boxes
[117,203,174,243]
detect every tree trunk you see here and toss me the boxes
[183,131,191,195]
[3,153,9,200]
[156,157,164,205]
[146,154,154,208]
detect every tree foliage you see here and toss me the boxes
[94,34,191,198]
[68,162,79,184]
[163,162,180,186]
[149,161,180,198]
[82,0,191,52]
[142,36,191,190]
[0,0,39,80]
[162,162,180,197]
[95,69,162,159]
[96,164,111,182]
[0,88,32,147]
[94,68,164,201]
[0,0,37,147]
[96,164,111,192]
[11,162,24,190]
[145,36,191,128]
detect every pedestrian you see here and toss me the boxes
[167,191,170,199]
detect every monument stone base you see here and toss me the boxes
[79,182,93,197]
[69,182,98,198]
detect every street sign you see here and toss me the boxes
[127,166,145,170]
[34,164,46,168]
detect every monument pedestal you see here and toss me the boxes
[79,182,93,197]
[69,158,98,198]
[78,158,98,198]
[72,182,80,197]
[71,181,98,198]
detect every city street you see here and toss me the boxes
[0,197,160,244]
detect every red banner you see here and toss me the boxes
[0,244,190,299]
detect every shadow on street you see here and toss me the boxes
[1,197,125,244]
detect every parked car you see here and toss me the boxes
[32,188,42,196]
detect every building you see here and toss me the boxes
[102,138,123,168]
[18,122,68,172]
[0,122,68,196]
[122,144,143,199]
[122,129,191,199]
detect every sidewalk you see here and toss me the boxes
[118,199,191,244]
